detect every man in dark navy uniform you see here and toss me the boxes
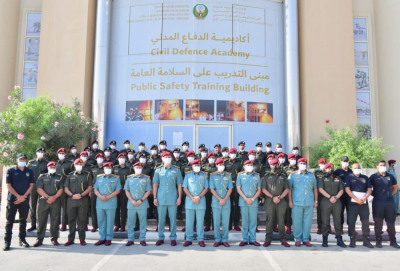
[3,153,35,251]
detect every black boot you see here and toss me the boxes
[2,242,10,251]
[349,235,356,248]
[336,236,347,248]
[322,236,328,247]
[19,239,30,248]
[390,239,400,249]
[362,235,374,248]
[375,236,382,248]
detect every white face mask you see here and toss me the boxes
[18,161,27,167]
[201,152,207,158]
[249,155,255,161]
[208,158,215,164]
[342,162,349,168]
[218,166,225,172]
[319,164,325,170]
[229,153,236,159]
[75,165,83,172]
[160,145,166,150]
[97,158,104,164]
[48,168,56,174]
[81,157,87,162]
[266,147,272,152]
[290,160,297,166]
[256,147,262,152]
[193,166,200,173]
[139,158,146,164]
[125,144,130,149]
[151,150,157,155]
[182,145,188,151]
[188,157,195,163]
[173,153,180,159]
[58,154,65,160]
[138,146,144,151]
[36,152,44,159]
[222,152,228,158]
[353,169,362,175]
[163,157,172,165]
[379,166,387,173]
[104,168,112,175]
[92,144,98,149]
[104,151,110,157]
[293,150,299,155]
[71,149,77,154]
[279,158,285,164]
[246,166,254,173]
[119,158,126,164]
[299,164,307,171]
[110,145,116,150]
[276,148,283,153]
[134,168,142,175]
[128,154,134,160]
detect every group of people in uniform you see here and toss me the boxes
[3,140,399,251]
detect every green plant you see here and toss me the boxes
[305,125,391,168]
[0,86,101,165]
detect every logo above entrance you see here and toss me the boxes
[193,4,208,19]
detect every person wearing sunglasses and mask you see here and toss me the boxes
[387,159,399,216]
[90,153,106,232]
[225,148,243,231]
[56,147,74,232]
[3,153,35,251]
[113,153,131,233]
[334,156,353,232]
[120,139,132,156]
[109,140,120,161]
[203,152,218,232]
[33,161,63,247]
[90,140,104,159]
[27,147,48,232]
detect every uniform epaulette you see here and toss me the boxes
[290,171,298,174]
[38,173,47,178]
[142,174,150,179]
[127,174,135,178]
[97,174,105,177]
[28,160,35,163]
[68,171,76,175]
[112,174,119,178]
[238,171,245,175]
[186,171,192,174]
[155,165,163,170]
[172,165,180,169]
[254,172,260,175]
[201,171,207,174]
[210,172,218,176]
[225,171,232,175]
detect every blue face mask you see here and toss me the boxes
[18,161,27,167]
[394,164,397,169]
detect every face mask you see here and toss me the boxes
[81,157,87,162]
[36,152,44,159]
[218,166,225,172]
[266,147,272,152]
[48,168,56,174]
[256,147,262,152]
[279,158,285,164]
[293,150,299,155]
[127,154,134,160]
[193,166,200,173]
[229,153,236,159]
[319,164,325,170]
[125,144,130,149]
[104,168,112,175]
[188,157,195,163]
[342,162,349,168]
[326,169,332,174]
[151,150,157,155]
[18,161,26,167]
[353,169,361,175]
[182,146,188,151]
[222,152,228,158]
[119,158,126,164]
[379,166,387,173]
[139,158,146,164]
[394,164,397,169]
[246,166,254,173]
[208,158,215,164]
[110,145,116,150]
[163,157,172,165]
[201,152,207,158]
[134,168,142,175]
[138,146,144,151]
[276,148,283,153]
[173,153,180,159]
[249,155,255,161]
[58,154,65,160]
[160,145,166,150]
[299,164,307,171]
[92,144,98,149]
[104,151,110,157]
[75,165,83,171]
[71,149,77,154]
[97,158,104,164]
[290,160,297,166]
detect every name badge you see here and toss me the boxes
[253,177,258,180]
[199,176,204,179]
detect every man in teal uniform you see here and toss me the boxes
[182,159,209,247]
[90,153,106,232]
[288,158,318,247]
[125,162,152,246]
[237,160,261,247]
[33,161,63,247]
[209,158,233,247]
[93,162,121,246]
[153,151,183,246]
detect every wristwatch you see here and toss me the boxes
[334,196,337,199]
[278,196,282,200]
[251,198,255,202]
[315,201,318,203]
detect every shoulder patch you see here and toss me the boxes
[172,165,180,169]
[112,174,120,178]
[186,171,192,174]
[290,171,298,174]
[155,165,163,170]
[210,172,218,176]
[142,174,150,179]
[97,174,105,177]
[224,171,231,175]
[238,171,245,175]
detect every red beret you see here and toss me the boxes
[80,151,88,156]
[57,147,67,153]
[278,153,286,158]
[229,148,237,153]
[95,153,105,158]
[325,163,334,169]
[74,158,83,165]
[47,161,57,167]
[318,158,327,164]
[269,159,279,165]
[267,154,275,159]
[388,159,396,164]
[160,151,171,158]
[133,162,143,167]
[248,150,256,155]
[215,158,225,165]
[186,150,195,157]
[298,158,307,163]
[288,154,296,159]
[207,152,215,159]
[117,153,126,158]
[191,159,201,165]
[243,160,253,165]
[103,162,114,167]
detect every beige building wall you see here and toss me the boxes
[298,0,357,158]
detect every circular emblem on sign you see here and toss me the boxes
[193,4,208,20]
